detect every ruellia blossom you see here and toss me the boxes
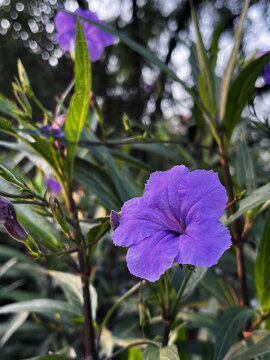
[0,196,28,241]
[112,166,231,282]
[54,8,115,61]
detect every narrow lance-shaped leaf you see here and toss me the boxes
[190,0,217,118]
[214,306,254,360]
[224,182,270,225]
[223,330,270,360]
[255,215,270,313]
[219,0,249,122]
[224,52,270,144]
[65,18,91,182]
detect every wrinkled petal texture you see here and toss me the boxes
[112,166,231,282]
[127,231,179,282]
[54,9,115,61]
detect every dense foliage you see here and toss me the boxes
[0,0,270,359]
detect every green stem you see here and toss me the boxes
[162,270,193,347]
[99,281,144,341]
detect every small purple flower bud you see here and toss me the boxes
[110,210,121,231]
[38,125,65,139]
[46,178,62,193]
[0,197,28,241]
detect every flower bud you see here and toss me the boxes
[0,196,28,241]
[110,210,121,231]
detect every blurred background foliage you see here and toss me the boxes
[1,1,270,359]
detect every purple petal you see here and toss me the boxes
[179,170,228,223]
[46,178,62,193]
[176,219,231,267]
[54,11,77,33]
[54,9,115,61]
[126,231,178,282]
[144,166,188,220]
[113,197,180,247]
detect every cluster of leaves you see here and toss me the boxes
[0,1,270,360]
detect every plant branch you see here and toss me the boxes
[220,146,249,307]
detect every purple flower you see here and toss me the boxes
[0,197,28,241]
[46,177,62,193]
[112,166,231,282]
[257,51,270,85]
[37,125,65,140]
[54,8,115,62]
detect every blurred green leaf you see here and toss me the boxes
[190,0,217,118]
[82,131,139,203]
[0,94,24,118]
[223,330,270,360]
[209,24,222,68]
[214,306,254,360]
[65,19,91,181]
[87,217,110,243]
[0,164,25,188]
[255,215,270,313]
[47,270,97,320]
[219,0,249,122]
[128,347,144,360]
[0,311,29,346]
[24,356,77,360]
[0,299,81,317]
[75,157,122,210]
[143,344,179,360]
[224,183,270,225]
[224,52,270,143]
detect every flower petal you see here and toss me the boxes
[143,165,189,223]
[176,219,231,267]
[179,170,227,223]
[113,197,180,247]
[126,231,178,282]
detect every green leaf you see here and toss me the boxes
[143,345,180,360]
[17,59,32,95]
[0,164,25,188]
[224,182,270,225]
[0,116,17,134]
[82,131,139,203]
[224,52,270,143]
[0,299,81,317]
[0,94,24,118]
[87,217,110,243]
[190,0,217,117]
[220,0,250,122]
[24,356,77,360]
[128,347,144,360]
[214,306,254,360]
[75,157,122,210]
[47,270,97,320]
[209,24,222,68]
[65,18,91,180]
[223,330,270,360]
[0,311,29,346]
[255,215,270,313]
